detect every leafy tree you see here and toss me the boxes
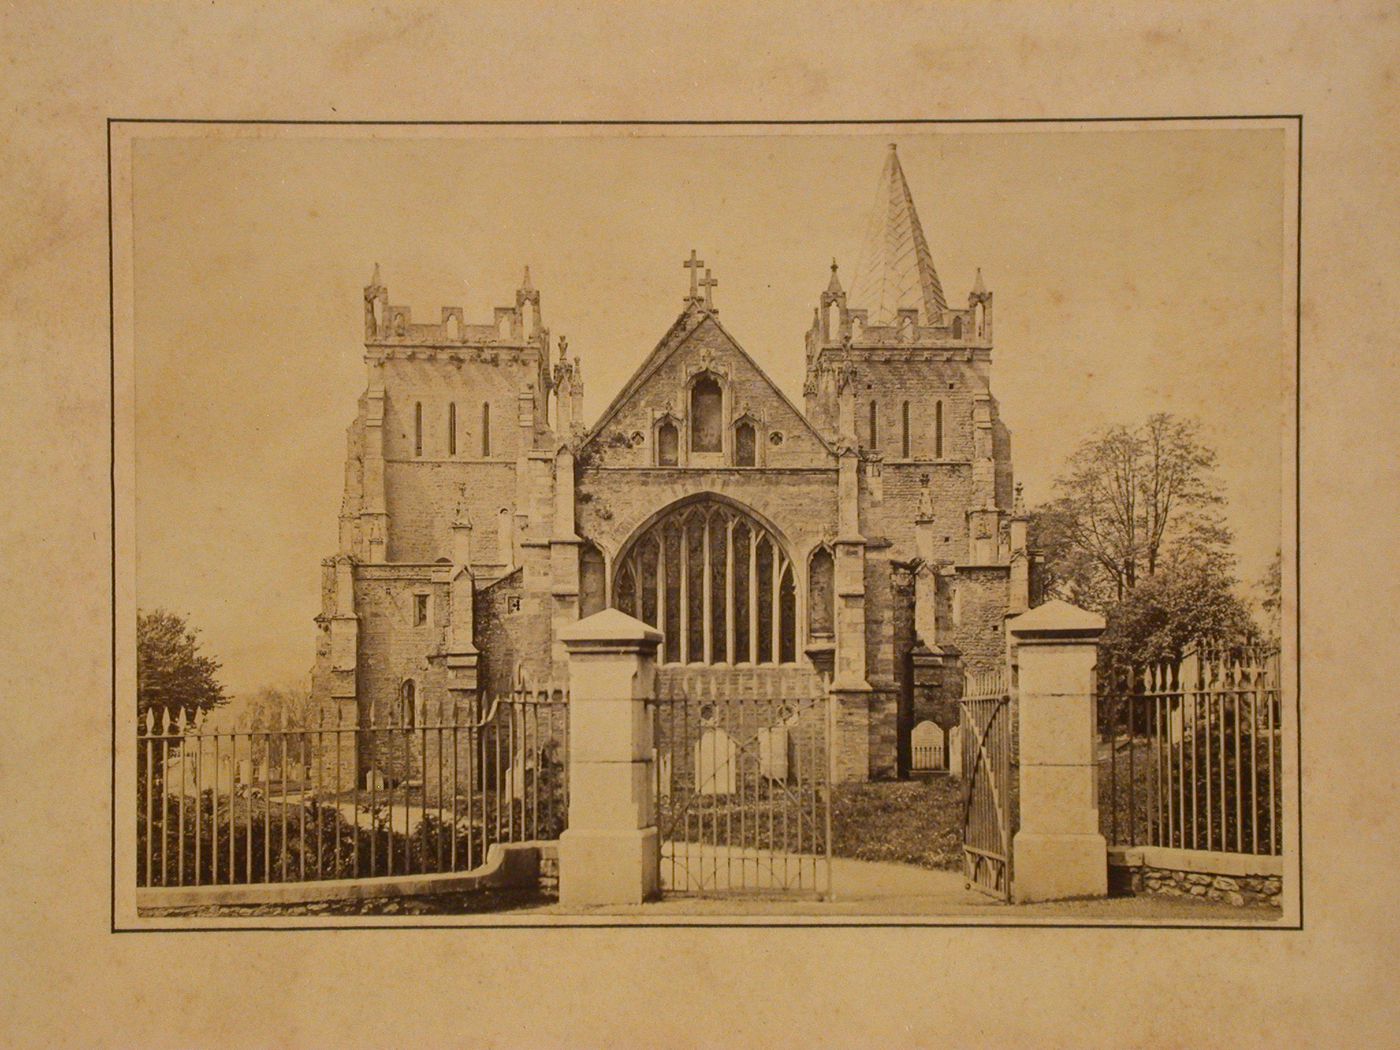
[1098,559,1257,670]
[1033,413,1233,610]
[136,609,227,720]
[1258,548,1283,643]
[230,682,317,730]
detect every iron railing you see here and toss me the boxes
[650,669,833,897]
[959,668,1014,901]
[1098,644,1282,856]
[136,688,568,889]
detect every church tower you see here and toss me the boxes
[803,143,1027,772]
[313,265,578,763]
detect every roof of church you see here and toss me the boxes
[583,302,833,456]
[845,144,948,325]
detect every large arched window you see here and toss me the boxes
[613,498,796,666]
[690,374,723,453]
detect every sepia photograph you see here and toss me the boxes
[9,3,1400,1046]
[115,121,1298,927]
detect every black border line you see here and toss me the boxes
[109,115,1304,933]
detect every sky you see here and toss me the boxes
[131,125,1290,697]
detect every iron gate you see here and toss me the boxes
[959,668,1014,901]
[651,670,833,897]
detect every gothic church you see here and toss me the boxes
[311,144,1031,781]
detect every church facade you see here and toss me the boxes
[311,145,1032,782]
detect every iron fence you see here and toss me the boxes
[136,687,568,889]
[1098,644,1282,856]
[650,670,833,897]
[958,668,1014,900]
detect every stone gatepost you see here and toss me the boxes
[1008,599,1108,903]
[558,608,662,907]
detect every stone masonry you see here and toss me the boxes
[311,144,1034,784]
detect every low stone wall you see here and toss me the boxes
[1108,846,1282,907]
[136,841,559,913]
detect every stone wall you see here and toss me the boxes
[951,565,1011,673]
[587,314,830,470]
[1108,848,1283,907]
[852,355,983,463]
[576,466,839,566]
[379,355,541,462]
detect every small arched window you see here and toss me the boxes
[935,400,944,458]
[448,402,457,456]
[481,402,491,457]
[901,401,911,458]
[690,375,723,453]
[809,547,835,640]
[657,421,679,466]
[414,402,423,457]
[735,421,756,467]
[399,679,416,728]
[869,400,879,450]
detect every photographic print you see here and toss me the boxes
[113,121,1298,928]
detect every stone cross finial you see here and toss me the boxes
[683,249,705,301]
[699,268,718,309]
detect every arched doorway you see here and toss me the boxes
[613,496,797,666]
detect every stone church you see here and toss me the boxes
[311,144,1032,782]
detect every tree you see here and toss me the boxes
[1257,548,1282,642]
[1034,413,1233,610]
[1098,559,1258,670]
[136,609,227,720]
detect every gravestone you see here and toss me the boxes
[653,749,674,799]
[947,724,964,778]
[503,747,530,803]
[911,719,944,770]
[164,755,199,796]
[756,725,790,782]
[695,728,738,795]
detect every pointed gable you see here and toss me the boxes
[583,307,833,468]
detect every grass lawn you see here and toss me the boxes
[830,776,965,871]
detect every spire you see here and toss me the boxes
[846,143,947,325]
[369,262,382,288]
[827,258,843,295]
[521,265,533,292]
[972,267,986,297]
